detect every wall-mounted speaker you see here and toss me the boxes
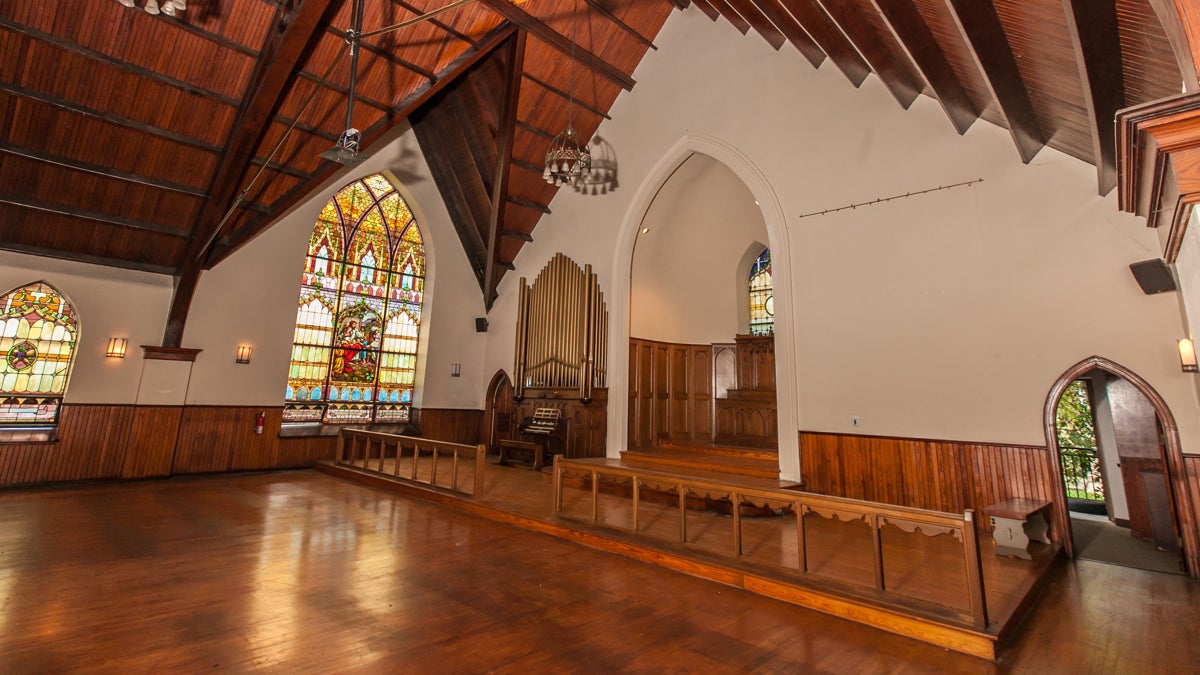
[475,317,489,333]
[1129,258,1177,295]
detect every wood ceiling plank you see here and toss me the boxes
[1062,0,1125,195]
[725,0,788,50]
[784,0,871,86]
[0,193,190,238]
[870,0,976,133]
[690,0,723,22]
[815,0,921,108]
[751,0,827,68]
[383,0,474,43]
[0,144,206,197]
[943,0,1044,163]
[706,0,753,34]
[478,0,636,91]
[522,74,611,120]
[584,0,657,50]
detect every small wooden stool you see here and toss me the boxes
[982,499,1052,559]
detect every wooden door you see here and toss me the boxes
[1109,378,1178,550]
[484,371,514,453]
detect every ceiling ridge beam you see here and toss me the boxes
[0,82,224,154]
[786,0,871,86]
[0,193,190,237]
[1062,0,1124,196]
[211,23,521,268]
[478,0,636,91]
[485,31,526,309]
[813,0,921,108]
[943,0,1044,163]
[0,145,208,197]
[749,1,826,68]
[522,73,611,120]
[870,0,976,135]
[582,0,657,50]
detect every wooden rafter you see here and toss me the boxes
[485,31,527,309]
[814,0,921,108]
[707,0,752,34]
[787,0,871,86]
[725,0,786,50]
[0,145,207,197]
[1061,0,1124,196]
[870,0,976,135]
[944,0,1043,163]
[0,242,176,276]
[477,0,636,91]
[0,194,191,238]
[751,0,826,68]
[523,74,611,120]
[690,0,721,22]
[582,0,656,51]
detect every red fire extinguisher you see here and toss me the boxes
[254,411,265,435]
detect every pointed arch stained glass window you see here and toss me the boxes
[0,281,79,424]
[284,174,425,424]
[749,248,773,336]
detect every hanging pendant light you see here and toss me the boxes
[544,0,593,188]
[115,0,185,15]
[321,0,368,166]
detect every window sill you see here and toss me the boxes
[0,427,58,444]
[278,422,419,439]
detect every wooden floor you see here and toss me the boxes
[1,470,1198,672]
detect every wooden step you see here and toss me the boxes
[655,439,779,462]
[620,446,780,479]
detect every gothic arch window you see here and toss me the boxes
[748,248,773,335]
[0,281,79,425]
[284,174,425,424]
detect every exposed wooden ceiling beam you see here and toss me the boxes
[668,0,692,11]
[1062,0,1124,196]
[787,0,871,86]
[507,195,551,214]
[210,24,520,268]
[0,242,176,276]
[296,70,393,112]
[522,74,611,120]
[706,0,752,34]
[485,32,526,310]
[944,0,1044,163]
[0,82,225,154]
[690,0,722,22]
[502,228,533,242]
[384,0,474,43]
[149,10,259,57]
[0,194,190,238]
[0,145,207,197]
[248,157,313,179]
[415,115,488,287]
[477,0,637,91]
[512,157,544,174]
[328,26,437,81]
[516,120,555,140]
[165,0,340,348]
[750,0,826,68]
[582,0,657,51]
[870,0,976,135]
[725,0,787,50]
[814,0,921,108]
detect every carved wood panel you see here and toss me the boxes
[513,389,607,458]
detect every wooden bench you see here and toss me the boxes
[498,439,555,472]
[982,499,1052,559]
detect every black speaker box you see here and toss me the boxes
[1129,258,1176,295]
[475,317,489,332]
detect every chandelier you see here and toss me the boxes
[116,0,186,16]
[572,136,617,195]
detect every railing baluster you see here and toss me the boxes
[430,448,440,485]
[474,444,486,497]
[963,510,989,630]
[590,470,599,522]
[376,437,386,473]
[732,490,742,557]
[410,441,419,479]
[678,484,687,543]
[393,440,403,477]
[552,454,563,514]
[632,478,640,532]
[336,431,346,464]
[872,514,885,591]
[451,450,460,491]
[796,501,808,573]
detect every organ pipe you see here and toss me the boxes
[512,253,608,401]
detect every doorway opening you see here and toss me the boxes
[483,370,513,455]
[1049,364,1187,575]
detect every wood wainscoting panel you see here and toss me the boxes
[122,406,183,478]
[413,408,485,446]
[0,404,134,486]
[800,431,1055,533]
[628,338,716,446]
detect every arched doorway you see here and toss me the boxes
[483,370,513,454]
[1044,356,1198,577]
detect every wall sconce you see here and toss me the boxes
[1179,338,1197,372]
[106,337,128,358]
[236,345,253,364]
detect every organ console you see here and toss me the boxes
[498,408,570,471]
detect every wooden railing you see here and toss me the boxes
[553,456,990,630]
[337,429,486,497]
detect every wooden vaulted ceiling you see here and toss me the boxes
[0,0,1192,342]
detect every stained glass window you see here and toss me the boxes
[749,248,773,336]
[284,174,425,424]
[0,282,79,425]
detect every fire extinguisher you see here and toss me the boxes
[254,411,265,435]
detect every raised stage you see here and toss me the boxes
[316,439,1061,661]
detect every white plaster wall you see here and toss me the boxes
[0,250,173,404]
[183,122,488,409]
[630,154,767,343]
[1175,210,1200,406]
[482,7,1200,460]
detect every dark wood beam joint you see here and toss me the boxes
[1062,0,1125,196]
[522,74,611,120]
[484,31,526,310]
[507,195,550,214]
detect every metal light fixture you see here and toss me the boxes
[237,345,253,364]
[1179,338,1197,372]
[115,0,186,16]
[106,337,128,358]
[544,0,592,188]
[321,0,367,166]
[573,136,618,195]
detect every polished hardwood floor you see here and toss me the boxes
[1,470,1198,672]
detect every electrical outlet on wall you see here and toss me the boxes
[851,417,861,428]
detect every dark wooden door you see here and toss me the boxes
[484,371,514,454]
[1109,378,1178,550]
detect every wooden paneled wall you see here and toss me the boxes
[0,404,480,488]
[628,338,713,448]
[513,390,608,458]
[800,431,1057,531]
